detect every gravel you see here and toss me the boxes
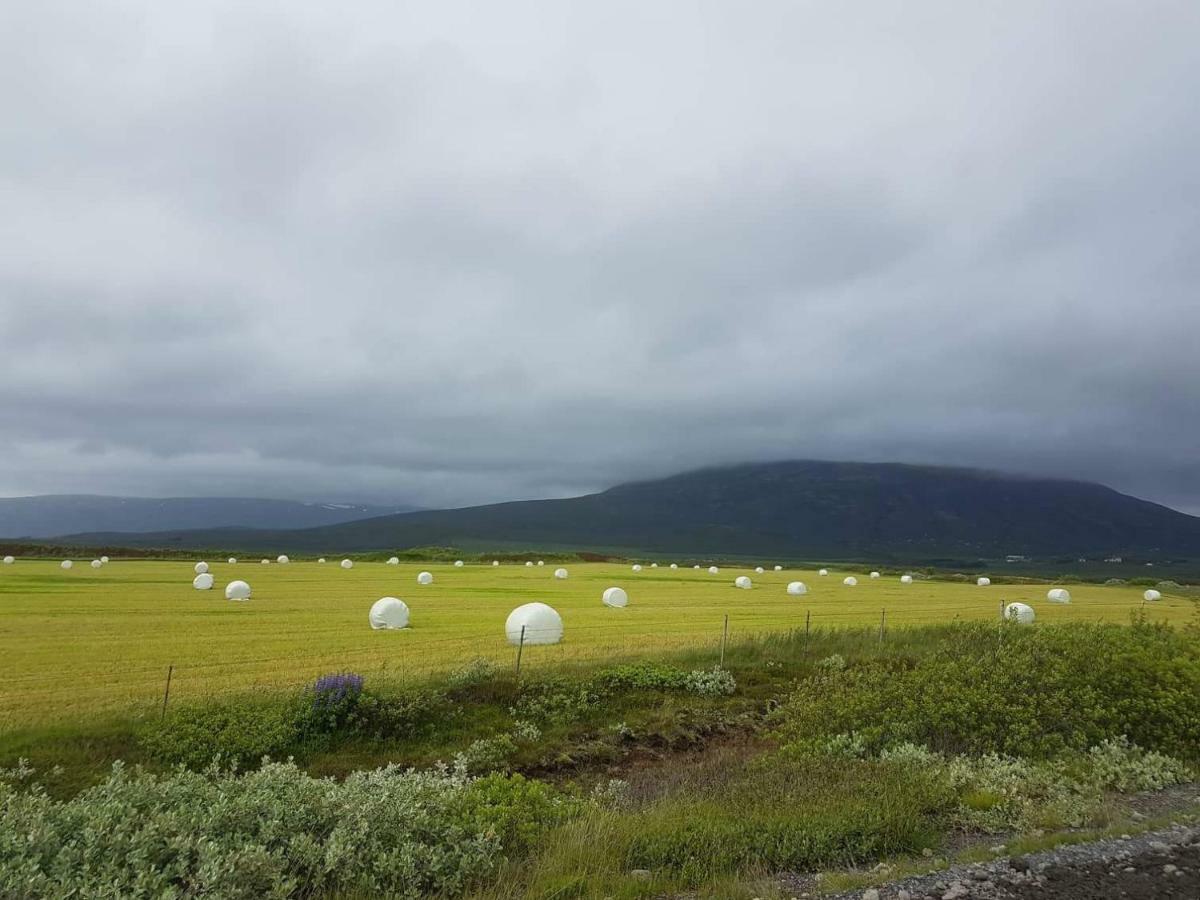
[822,824,1200,900]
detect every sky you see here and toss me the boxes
[1,1,1198,513]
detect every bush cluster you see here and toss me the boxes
[772,622,1200,759]
[0,759,568,899]
[142,673,445,769]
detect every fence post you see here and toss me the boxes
[720,614,729,668]
[878,609,886,643]
[160,664,173,720]
[805,609,811,642]
[515,626,526,678]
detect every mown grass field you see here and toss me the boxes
[1,558,1191,729]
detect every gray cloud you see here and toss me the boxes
[2,1,1199,513]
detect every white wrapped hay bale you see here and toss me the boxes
[387,557,399,565]
[525,561,534,567]
[225,580,251,601]
[1144,589,1162,602]
[977,577,991,586]
[492,560,500,567]
[417,571,433,585]
[228,557,237,565]
[454,560,464,567]
[774,565,783,571]
[554,567,568,580]
[819,568,828,576]
[193,573,214,590]
[735,575,752,589]
[651,562,658,568]
[537,561,545,567]
[100,556,109,563]
[670,563,678,569]
[602,586,629,608]
[506,602,563,645]
[277,555,289,564]
[632,564,643,572]
[787,581,807,596]
[61,560,73,570]
[90,559,102,569]
[194,562,209,575]
[900,574,913,584]
[369,597,410,630]
[261,559,270,565]
[1046,588,1071,604]
[2,556,13,564]
[1004,602,1034,624]
[755,566,764,574]
[693,564,700,570]
[318,558,326,564]
[708,566,719,575]
[870,571,880,579]
[340,559,353,570]
[843,576,858,586]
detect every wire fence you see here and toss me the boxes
[1,601,1049,728]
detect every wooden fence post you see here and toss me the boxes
[160,665,173,720]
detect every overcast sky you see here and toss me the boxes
[2,1,1198,514]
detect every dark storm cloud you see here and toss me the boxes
[2,1,1199,512]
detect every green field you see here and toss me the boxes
[0,558,1190,729]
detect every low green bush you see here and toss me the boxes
[139,695,302,770]
[0,759,567,899]
[142,675,449,769]
[772,622,1200,759]
[875,736,1193,832]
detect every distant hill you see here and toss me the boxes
[44,461,1200,560]
[0,495,418,539]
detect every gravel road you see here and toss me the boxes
[825,824,1200,900]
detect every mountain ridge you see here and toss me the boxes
[36,460,1200,559]
[0,494,419,539]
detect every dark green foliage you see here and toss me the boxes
[592,662,692,693]
[143,683,449,769]
[139,696,303,770]
[458,774,577,857]
[772,622,1200,759]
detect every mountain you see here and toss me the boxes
[42,461,1200,560]
[0,495,418,539]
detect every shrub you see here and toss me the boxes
[815,653,847,673]
[458,773,576,858]
[683,667,736,696]
[1086,736,1193,792]
[447,658,499,691]
[872,738,1192,833]
[772,623,1200,759]
[0,759,565,899]
[593,662,690,693]
[453,735,518,775]
[590,778,633,809]
[140,696,301,770]
[347,687,446,741]
[510,678,599,724]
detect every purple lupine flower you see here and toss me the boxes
[311,672,364,711]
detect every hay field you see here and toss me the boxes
[0,558,1188,728]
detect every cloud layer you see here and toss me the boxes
[2,1,1198,511]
